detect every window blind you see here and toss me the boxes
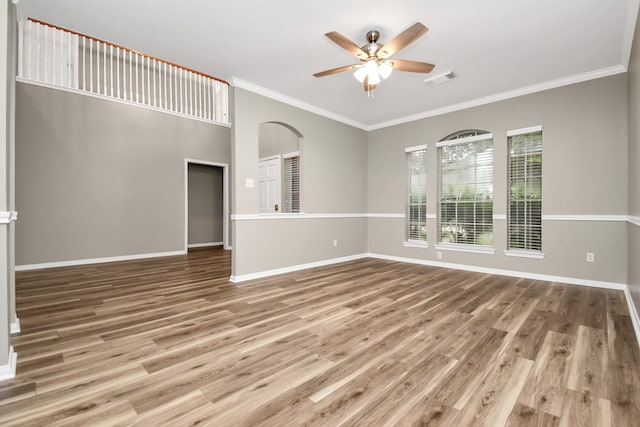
[406,146,427,243]
[283,153,300,213]
[508,126,542,251]
[438,134,493,246]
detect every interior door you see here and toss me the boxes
[258,156,281,213]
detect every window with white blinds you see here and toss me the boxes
[508,126,542,252]
[437,132,494,246]
[283,152,300,213]
[406,145,427,244]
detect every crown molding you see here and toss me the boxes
[621,0,640,68]
[232,63,627,132]
[230,77,369,130]
[368,65,627,130]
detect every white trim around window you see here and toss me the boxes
[435,132,493,148]
[282,151,300,159]
[434,243,496,254]
[406,146,428,245]
[506,125,542,137]
[405,144,427,152]
[403,240,429,248]
[504,249,546,259]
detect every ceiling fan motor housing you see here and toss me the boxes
[364,30,382,57]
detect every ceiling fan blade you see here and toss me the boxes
[325,31,368,60]
[313,64,359,78]
[377,23,428,59]
[391,59,435,73]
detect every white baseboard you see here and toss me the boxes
[0,346,17,381]
[623,287,640,349]
[229,251,627,290]
[229,254,368,283]
[365,252,627,291]
[15,250,187,271]
[187,242,223,249]
[10,317,20,335]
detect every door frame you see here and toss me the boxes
[184,158,229,252]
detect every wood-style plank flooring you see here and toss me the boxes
[1,247,640,426]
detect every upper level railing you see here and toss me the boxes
[17,18,230,125]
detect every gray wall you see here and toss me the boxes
[367,74,629,284]
[231,87,367,277]
[15,82,230,265]
[188,163,223,245]
[258,122,299,158]
[628,8,640,312]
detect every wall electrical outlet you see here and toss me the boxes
[586,252,595,263]
[333,239,338,247]
[437,251,442,260]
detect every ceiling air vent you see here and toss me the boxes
[423,70,456,86]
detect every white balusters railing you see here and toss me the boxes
[18,19,230,125]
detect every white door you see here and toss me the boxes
[258,156,281,213]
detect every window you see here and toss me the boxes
[405,145,427,245]
[508,126,542,252]
[437,131,494,247]
[283,152,300,213]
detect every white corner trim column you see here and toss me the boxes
[10,318,20,334]
[0,346,17,380]
[1,212,19,335]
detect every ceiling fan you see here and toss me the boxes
[313,22,435,93]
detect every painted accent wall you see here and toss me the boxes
[15,82,230,266]
[628,6,640,312]
[367,74,629,284]
[231,88,367,277]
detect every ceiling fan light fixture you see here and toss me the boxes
[353,66,367,82]
[367,69,381,85]
[364,59,378,74]
[314,23,434,95]
[378,61,393,79]
[361,59,380,84]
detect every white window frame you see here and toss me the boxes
[404,145,428,248]
[436,133,494,252]
[505,125,544,258]
[282,151,300,214]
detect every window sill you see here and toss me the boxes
[434,243,495,255]
[504,250,545,259]
[403,241,429,248]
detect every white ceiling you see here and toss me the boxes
[15,0,640,129]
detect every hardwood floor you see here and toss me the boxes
[1,247,640,426]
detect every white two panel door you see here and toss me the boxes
[258,156,281,213]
